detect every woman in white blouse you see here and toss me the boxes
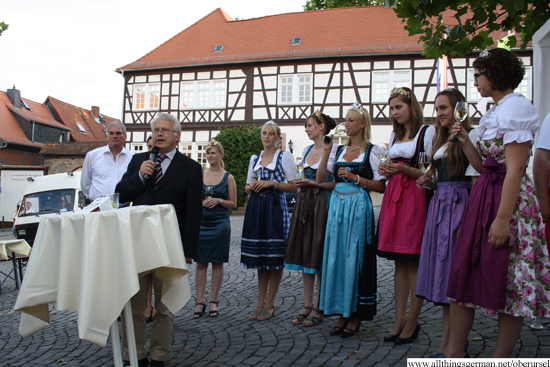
[317,103,386,338]
[377,87,436,345]
[415,88,478,357]
[446,48,550,358]
[241,121,298,321]
[284,111,338,327]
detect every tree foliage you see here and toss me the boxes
[304,0,384,11]
[393,0,550,59]
[0,21,8,36]
[303,0,550,59]
[214,125,262,208]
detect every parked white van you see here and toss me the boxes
[14,171,86,245]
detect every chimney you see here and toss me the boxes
[91,106,100,117]
[7,86,22,109]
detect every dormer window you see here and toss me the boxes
[213,45,224,53]
[21,100,31,110]
[76,122,87,135]
[291,37,302,45]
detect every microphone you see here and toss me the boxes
[143,146,159,180]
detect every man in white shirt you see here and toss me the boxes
[81,121,133,201]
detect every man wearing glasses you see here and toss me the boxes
[116,113,203,367]
[81,121,133,201]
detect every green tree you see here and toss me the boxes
[392,0,550,59]
[0,21,8,36]
[304,0,384,11]
[214,125,262,208]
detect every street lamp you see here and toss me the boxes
[288,139,293,153]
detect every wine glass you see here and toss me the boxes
[205,186,214,199]
[335,122,347,135]
[418,152,432,188]
[296,159,304,179]
[377,144,388,163]
[252,169,261,182]
[451,102,468,143]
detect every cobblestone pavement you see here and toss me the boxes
[1,218,549,367]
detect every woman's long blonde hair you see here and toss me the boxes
[206,139,225,169]
[347,104,372,153]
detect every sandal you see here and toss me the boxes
[193,302,206,319]
[209,300,219,318]
[292,306,313,325]
[249,306,265,321]
[302,308,324,327]
[257,306,276,321]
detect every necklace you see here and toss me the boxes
[348,145,361,152]
[210,168,223,176]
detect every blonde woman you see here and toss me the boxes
[193,140,237,318]
[242,121,298,321]
[317,103,386,338]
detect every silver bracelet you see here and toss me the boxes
[355,175,361,185]
[275,182,279,190]
[405,165,411,176]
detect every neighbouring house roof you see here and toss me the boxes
[39,142,106,156]
[117,6,519,72]
[46,97,117,142]
[0,92,52,147]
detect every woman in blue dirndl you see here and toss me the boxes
[241,121,298,321]
[317,103,386,338]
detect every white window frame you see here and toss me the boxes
[179,142,208,167]
[133,83,160,111]
[515,66,532,100]
[131,143,145,152]
[180,80,227,109]
[277,74,312,105]
[371,70,411,103]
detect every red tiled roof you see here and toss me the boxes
[118,6,526,72]
[118,6,425,71]
[0,92,46,147]
[46,97,118,142]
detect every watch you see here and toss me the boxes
[219,198,224,204]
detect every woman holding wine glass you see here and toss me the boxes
[446,48,550,358]
[284,111,337,327]
[193,140,237,318]
[317,102,386,338]
[377,87,435,345]
[415,88,478,357]
[242,121,298,321]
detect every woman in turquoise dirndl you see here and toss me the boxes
[317,102,386,338]
[241,121,298,321]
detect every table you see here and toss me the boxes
[14,204,191,364]
[0,239,32,292]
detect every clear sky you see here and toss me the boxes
[0,0,305,119]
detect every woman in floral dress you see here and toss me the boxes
[446,48,550,358]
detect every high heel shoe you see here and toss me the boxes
[383,324,405,342]
[340,321,361,338]
[394,324,421,345]
[193,302,206,319]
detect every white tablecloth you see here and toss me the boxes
[14,204,191,347]
[0,239,31,260]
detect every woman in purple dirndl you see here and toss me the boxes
[446,48,550,358]
[415,88,478,357]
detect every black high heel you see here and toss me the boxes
[193,302,206,319]
[394,324,421,345]
[384,324,405,342]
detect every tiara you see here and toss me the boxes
[350,102,364,113]
[391,87,410,97]
[479,49,491,58]
[313,110,326,125]
[207,139,219,146]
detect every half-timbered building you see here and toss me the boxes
[116,6,533,163]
